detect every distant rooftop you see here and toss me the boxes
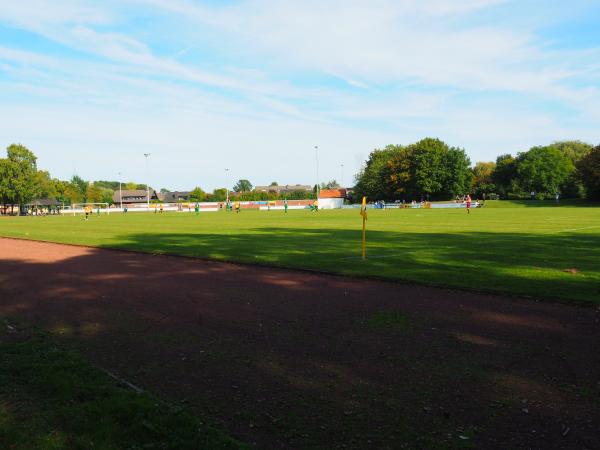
[254,184,313,193]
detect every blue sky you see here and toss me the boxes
[1,0,599,191]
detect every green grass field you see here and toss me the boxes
[1,201,599,304]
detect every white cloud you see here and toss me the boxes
[0,0,599,189]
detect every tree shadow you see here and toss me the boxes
[104,228,600,304]
[1,237,599,449]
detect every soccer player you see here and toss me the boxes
[159,203,164,214]
[466,193,471,214]
[235,201,240,213]
[195,203,200,215]
[284,199,288,213]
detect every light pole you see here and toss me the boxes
[341,163,344,188]
[118,171,123,209]
[225,168,229,204]
[315,145,319,198]
[143,153,151,208]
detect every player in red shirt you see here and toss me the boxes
[466,194,471,214]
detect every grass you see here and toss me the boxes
[1,201,599,304]
[0,323,246,450]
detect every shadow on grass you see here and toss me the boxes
[105,228,600,304]
[1,234,600,449]
[485,199,600,208]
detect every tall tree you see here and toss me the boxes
[189,187,206,202]
[320,180,340,189]
[577,145,600,200]
[0,158,12,207]
[409,138,448,199]
[472,162,496,196]
[233,179,252,192]
[70,175,88,202]
[211,188,227,202]
[354,145,400,200]
[5,144,39,208]
[492,154,517,196]
[516,146,574,194]
[547,141,593,197]
[442,147,472,198]
[35,170,58,198]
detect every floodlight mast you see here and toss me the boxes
[143,153,151,207]
[315,145,319,198]
[118,171,123,209]
[225,168,230,203]
[341,163,344,188]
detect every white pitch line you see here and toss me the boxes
[558,226,600,233]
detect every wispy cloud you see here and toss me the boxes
[0,0,598,189]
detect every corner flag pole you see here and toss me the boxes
[360,196,368,260]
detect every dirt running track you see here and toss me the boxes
[1,237,599,449]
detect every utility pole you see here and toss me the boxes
[225,168,230,203]
[143,153,151,208]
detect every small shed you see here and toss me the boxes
[318,189,347,209]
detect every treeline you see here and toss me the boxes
[0,144,317,210]
[354,138,600,201]
[187,186,316,202]
[0,144,147,208]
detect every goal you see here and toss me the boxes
[70,203,111,216]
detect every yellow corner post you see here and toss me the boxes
[360,196,368,259]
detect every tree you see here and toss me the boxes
[387,146,414,199]
[546,141,593,198]
[320,180,340,189]
[357,139,470,201]
[409,138,448,199]
[472,162,496,196]
[269,181,278,186]
[5,144,39,208]
[63,184,83,204]
[160,188,170,194]
[94,180,120,190]
[189,187,206,202]
[70,175,88,203]
[86,184,113,204]
[442,147,472,198]
[516,146,574,194]
[0,158,12,208]
[233,179,252,192]
[354,145,400,200]
[577,145,600,200]
[548,140,592,164]
[210,188,227,202]
[492,154,517,196]
[35,170,58,199]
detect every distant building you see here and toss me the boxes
[254,184,313,194]
[113,189,158,204]
[157,191,191,202]
[318,189,347,209]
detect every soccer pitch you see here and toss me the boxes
[1,202,599,304]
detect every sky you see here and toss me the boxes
[1,0,599,191]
